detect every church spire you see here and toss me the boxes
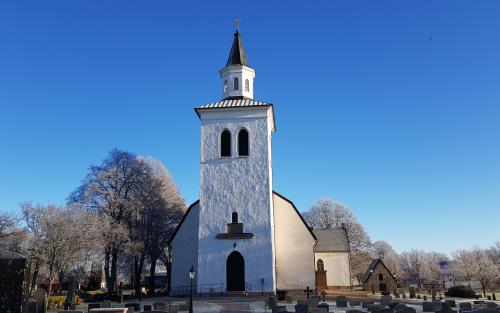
[220,20,255,100]
[226,30,249,67]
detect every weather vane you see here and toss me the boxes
[234,17,240,32]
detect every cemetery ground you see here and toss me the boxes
[42,289,500,313]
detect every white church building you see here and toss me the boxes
[168,28,350,295]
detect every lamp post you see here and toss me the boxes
[260,278,265,296]
[370,269,375,295]
[189,266,195,313]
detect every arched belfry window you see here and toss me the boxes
[238,129,249,157]
[224,80,228,93]
[245,79,249,92]
[233,77,239,91]
[317,259,325,271]
[221,130,231,157]
[232,212,238,223]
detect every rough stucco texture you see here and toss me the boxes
[273,194,316,290]
[197,113,275,292]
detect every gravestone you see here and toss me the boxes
[395,304,408,311]
[399,308,417,313]
[271,305,287,313]
[169,304,179,313]
[125,303,141,311]
[418,295,421,300]
[402,293,406,299]
[88,303,101,312]
[101,301,112,308]
[0,251,26,313]
[367,304,386,313]
[395,293,400,299]
[378,308,395,313]
[304,286,313,299]
[445,301,456,308]
[363,300,375,308]
[309,298,319,308]
[389,302,400,309]
[268,296,278,308]
[409,288,416,299]
[143,304,152,311]
[153,302,167,310]
[118,282,123,303]
[34,288,47,313]
[380,295,393,306]
[336,295,348,307]
[348,310,364,313]
[486,303,498,308]
[321,291,327,302]
[311,308,328,313]
[439,302,456,313]
[318,303,329,312]
[459,303,472,311]
[492,293,496,301]
[424,296,428,301]
[349,298,362,306]
[89,309,128,313]
[295,303,309,313]
[57,311,83,313]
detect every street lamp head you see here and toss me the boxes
[261,278,264,285]
[189,266,196,280]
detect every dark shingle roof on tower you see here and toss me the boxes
[226,31,249,66]
[313,228,350,252]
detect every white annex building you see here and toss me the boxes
[168,29,350,295]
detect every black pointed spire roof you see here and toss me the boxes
[226,30,249,67]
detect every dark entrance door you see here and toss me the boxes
[226,251,245,291]
[379,283,387,292]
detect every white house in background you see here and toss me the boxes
[168,28,350,295]
[313,228,351,290]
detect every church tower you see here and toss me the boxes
[194,27,277,292]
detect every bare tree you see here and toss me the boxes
[401,249,426,288]
[452,249,476,287]
[470,246,498,297]
[139,157,185,295]
[0,212,25,253]
[69,149,149,292]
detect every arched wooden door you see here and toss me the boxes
[226,251,245,291]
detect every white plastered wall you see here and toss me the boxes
[273,193,316,290]
[170,203,200,288]
[314,252,350,287]
[197,107,275,292]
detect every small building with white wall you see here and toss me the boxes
[168,27,350,296]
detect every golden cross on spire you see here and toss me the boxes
[234,17,240,32]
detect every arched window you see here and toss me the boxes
[379,273,384,281]
[317,259,325,271]
[224,80,228,93]
[245,79,249,92]
[238,129,249,157]
[233,77,239,90]
[232,212,238,223]
[221,130,231,157]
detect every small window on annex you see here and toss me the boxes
[232,212,238,223]
[245,79,249,92]
[220,130,231,157]
[233,77,239,90]
[238,129,249,157]
[317,259,325,271]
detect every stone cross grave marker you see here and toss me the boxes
[304,286,313,299]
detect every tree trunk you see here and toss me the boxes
[30,259,40,296]
[482,282,487,298]
[104,248,111,292]
[148,257,158,295]
[109,248,118,292]
[58,271,65,293]
[134,253,145,297]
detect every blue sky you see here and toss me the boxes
[1,1,499,254]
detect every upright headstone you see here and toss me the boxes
[0,251,26,313]
[311,308,328,313]
[409,288,416,299]
[318,303,329,312]
[492,293,496,301]
[349,298,362,306]
[101,301,112,308]
[143,304,152,312]
[459,303,472,311]
[169,304,179,313]
[295,303,309,313]
[271,305,287,313]
[34,288,47,313]
[153,302,167,311]
[118,282,123,303]
[336,296,348,307]
[362,300,375,308]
